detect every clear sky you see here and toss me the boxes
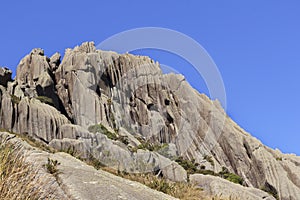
[0,1,299,155]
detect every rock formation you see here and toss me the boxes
[0,131,177,200]
[0,41,299,199]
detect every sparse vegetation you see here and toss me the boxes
[204,155,215,166]
[88,124,118,140]
[175,156,216,176]
[137,141,168,152]
[102,168,203,200]
[0,128,55,153]
[84,154,106,170]
[175,157,199,174]
[220,172,243,185]
[218,167,244,185]
[107,98,112,105]
[19,132,55,153]
[36,95,54,106]
[60,145,80,157]
[0,143,56,199]
[45,158,59,174]
[10,94,20,105]
[276,157,283,161]
[133,136,169,152]
[119,135,129,145]
[261,182,279,200]
[175,157,244,185]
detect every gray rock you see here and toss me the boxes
[16,48,50,86]
[89,132,187,182]
[0,131,177,200]
[190,174,276,200]
[49,152,178,200]
[160,160,187,182]
[49,52,61,71]
[57,124,93,140]
[17,98,70,141]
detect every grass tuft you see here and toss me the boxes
[36,96,54,106]
[45,158,60,174]
[0,143,57,199]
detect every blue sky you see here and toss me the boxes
[0,1,299,155]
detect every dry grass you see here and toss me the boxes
[0,128,56,153]
[101,167,203,200]
[0,143,58,199]
[82,154,238,200]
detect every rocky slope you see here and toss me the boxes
[0,131,177,200]
[0,42,299,199]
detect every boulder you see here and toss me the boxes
[190,174,276,200]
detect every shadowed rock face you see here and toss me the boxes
[0,67,12,87]
[0,42,300,199]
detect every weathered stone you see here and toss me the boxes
[160,160,187,182]
[190,174,276,200]
[16,48,50,86]
[49,52,61,71]
[15,97,70,141]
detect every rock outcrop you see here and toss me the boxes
[0,42,300,199]
[190,174,276,200]
[0,131,177,200]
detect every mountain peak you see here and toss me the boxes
[0,42,299,199]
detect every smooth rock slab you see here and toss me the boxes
[50,152,178,200]
[190,174,276,200]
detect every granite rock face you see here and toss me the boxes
[1,42,300,199]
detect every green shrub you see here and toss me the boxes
[10,94,20,105]
[36,96,54,106]
[200,170,216,176]
[175,156,198,174]
[135,137,168,152]
[218,167,243,185]
[175,156,216,176]
[119,135,129,145]
[45,158,59,174]
[223,173,243,185]
[88,124,118,140]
